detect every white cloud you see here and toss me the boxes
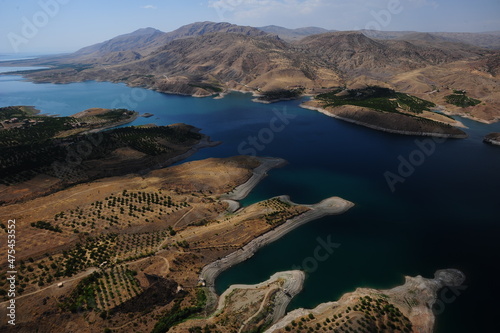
[141,5,157,9]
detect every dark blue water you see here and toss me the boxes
[1,74,499,332]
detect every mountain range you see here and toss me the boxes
[5,21,500,123]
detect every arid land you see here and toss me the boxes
[2,22,499,127]
[0,117,462,332]
[0,128,353,332]
[0,21,487,332]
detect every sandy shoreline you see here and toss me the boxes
[74,111,140,135]
[221,157,287,201]
[265,269,466,333]
[200,194,354,311]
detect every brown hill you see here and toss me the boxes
[4,22,499,122]
[137,21,267,57]
[133,32,340,90]
[26,32,342,95]
[22,22,268,66]
[73,27,164,57]
[297,31,485,75]
[396,32,450,42]
[363,30,500,49]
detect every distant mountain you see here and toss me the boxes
[360,30,415,40]
[167,21,267,39]
[395,32,450,43]
[74,27,164,56]
[362,30,500,49]
[52,22,268,65]
[258,25,333,41]
[69,27,164,64]
[7,21,499,122]
[78,32,341,95]
[431,32,500,49]
[133,21,267,58]
[296,31,482,74]
[21,27,491,97]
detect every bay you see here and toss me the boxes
[1,74,499,332]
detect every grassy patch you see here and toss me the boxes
[0,108,136,148]
[0,106,39,120]
[31,220,62,233]
[258,88,304,102]
[0,117,201,186]
[317,86,435,114]
[445,93,481,107]
[195,288,207,308]
[59,272,101,313]
[151,298,203,333]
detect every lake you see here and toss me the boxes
[1,71,499,332]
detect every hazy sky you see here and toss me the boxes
[0,0,499,53]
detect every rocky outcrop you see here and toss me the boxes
[484,132,500,146]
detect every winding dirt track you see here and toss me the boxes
[0,267,98,305]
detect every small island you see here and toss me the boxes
[484,133,500,146]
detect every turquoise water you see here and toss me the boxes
[1,73,500,332]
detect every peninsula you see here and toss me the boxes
[0,121,354,332]
[267,269,466,333]
[0,106,217,204]
[301,87,468,138]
